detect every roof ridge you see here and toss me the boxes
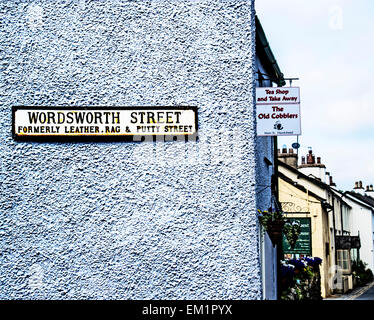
[345,191,374,208]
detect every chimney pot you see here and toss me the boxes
[301,156,305,164]
[317,157,321,164]
[371,185,373,191]
[307,151,315,164]
[366,185,370,191]
[329,176,336,187]
[359,181,363,189]
[289,148,293,154]
[282,147,287,154]
[354,181,358,189]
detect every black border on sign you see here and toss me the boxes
[12,106,198,143]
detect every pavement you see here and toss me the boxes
[324,281,374,300]
[355,282,374,300]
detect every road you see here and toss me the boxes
[356,284,374,300]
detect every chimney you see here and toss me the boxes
[365,184,374,197]
[306,150,315,164]
[326,171,330,181]
[298,148,327,182]
[354,180,366,195]
[329,176,336,187]
[278,147,298,169]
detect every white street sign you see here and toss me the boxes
[13,107,198,140]
[256,87,301,136]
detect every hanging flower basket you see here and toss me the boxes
[258,208,286,247]
[267,221,285,246]
[283,220,301,249]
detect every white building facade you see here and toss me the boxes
[343,186,374,272]
[0,0,284,300]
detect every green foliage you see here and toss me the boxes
[352,260,374,286]
[303,265,314,280]
[257,208,286,231]
[280,258,322,301]
[366,269,374,281]
[359,269,374,284]
[283,221,301,249]
[352,260,367,273]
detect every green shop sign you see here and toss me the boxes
[282,217,311,255]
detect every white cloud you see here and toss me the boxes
[324,96,373,132]
[258,1,374,191]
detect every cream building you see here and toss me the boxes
[278,148,354,297]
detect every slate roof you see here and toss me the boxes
[278,160,352,208]
[278,171,325,202]
[345,191,374,209]
[277,159,332,191]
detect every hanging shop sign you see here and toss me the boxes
[256,87,300,104]
[282,217,311,255]
[256,87,301,136]
[12,106,198,141]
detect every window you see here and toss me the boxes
[337,249,351,274]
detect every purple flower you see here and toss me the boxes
[281,264,295,277]
[305,257,322,267]
[287,258,306,270]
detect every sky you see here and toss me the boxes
[255,0,374,191]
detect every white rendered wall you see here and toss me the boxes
[344,198,374,271]
[0,0,262,299]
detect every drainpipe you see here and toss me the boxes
[273,136,282,300]
[323,197,336,293]
[357,231,360,263]
[340,199,344,234]
[331,198,338,292]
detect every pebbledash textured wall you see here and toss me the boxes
[0,0,261,299]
